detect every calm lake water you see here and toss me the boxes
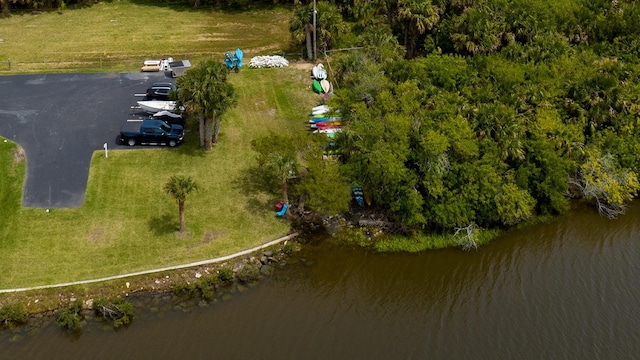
[1,203,639,359]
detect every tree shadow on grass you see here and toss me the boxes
[175,130,209,158]
[148,213,178,235]
[234,165,282,217]
[126,1,290,15]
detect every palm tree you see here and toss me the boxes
[164,175,199,233]
[397,0,440,58]
[450,6,506,55]
[290,2,349,59]
[361,23,405,63]
[315,2,350,52]
[176,60,237,150]
[290,5,315,60]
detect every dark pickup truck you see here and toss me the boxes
[119,119,184,147]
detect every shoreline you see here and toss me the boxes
[0,233,302,319]
[0,233,298,294]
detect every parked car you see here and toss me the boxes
[119,119,184,147]
[145,82,177,100]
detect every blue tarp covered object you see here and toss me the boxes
[225,48,244,71]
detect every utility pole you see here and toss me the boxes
[313,0,317,61]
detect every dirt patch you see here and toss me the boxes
[202,230,226,244]
[13,146,25,163]
[288,60,314,72]
[175,231,192,241]
[86,227,105,244]
[189,230,226,248]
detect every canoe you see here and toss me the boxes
[320,80,330,93]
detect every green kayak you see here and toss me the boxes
[312,79,323,94]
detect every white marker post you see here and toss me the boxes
[103,142,108,158]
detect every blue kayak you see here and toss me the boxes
[353,185,364,207]
[224,48,244,71]
[309,116,342,123]
[235,48,244,68]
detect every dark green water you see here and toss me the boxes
[2,204,639,359]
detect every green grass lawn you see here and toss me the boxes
[0,66,318,289]
[0,2,320,289]
[0,1,294,73]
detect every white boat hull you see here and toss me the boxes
[137,100,176,114]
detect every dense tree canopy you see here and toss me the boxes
[280,0,640,235]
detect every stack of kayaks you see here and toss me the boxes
[309,104,342,139]
[311,64,333,96]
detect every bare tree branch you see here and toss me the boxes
[454,224,479,251]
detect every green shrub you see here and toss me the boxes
[333,227,373,248]
[55,299,84,331]
[218,267,234,282]
[92,297,134,328]
[171,282,190,295]
[173,277,217,301]
[198,282,214,301]
[374,233,455,252]
[0,303,28,328]
[236,263,261,283]
[193,278,216,301]
[374,229,502,252]
[282,241,301,254]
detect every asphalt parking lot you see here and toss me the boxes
[0,71,171,208]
